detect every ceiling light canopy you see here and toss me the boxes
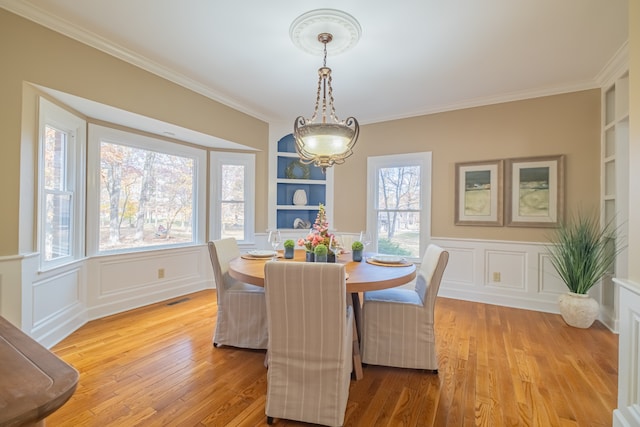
[290,9,361,173]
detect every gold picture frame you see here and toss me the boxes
[455,160,504,226]
[505,155,565,227]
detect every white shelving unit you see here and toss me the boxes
[274,133,333,231]
[600,70,629,332]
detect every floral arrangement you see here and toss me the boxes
[297,204,339,253]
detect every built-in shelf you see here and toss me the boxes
[600,70,629,332]
[275,134,332,230]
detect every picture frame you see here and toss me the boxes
[455,160,504,226]
[505,155,565,227]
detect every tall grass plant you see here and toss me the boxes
[546,212,620,294]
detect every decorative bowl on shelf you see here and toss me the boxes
[294,218,311,229]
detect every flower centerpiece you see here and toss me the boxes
[297,204,339,261]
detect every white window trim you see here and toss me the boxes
[366,152,432,261]
[210,152,256,245]
[38,97,87,270]
[86,124,207,255]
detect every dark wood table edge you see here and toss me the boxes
[0,316,79,426]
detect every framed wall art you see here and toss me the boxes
[455,160,504,226]
[505,155,565,227]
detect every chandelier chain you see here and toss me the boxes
[327,73,339,123]
[323,39,328,68]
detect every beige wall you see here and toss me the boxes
[0,9,269,256]
[628,2,639,282]
[0,7,613,253]
[333,90,601,242]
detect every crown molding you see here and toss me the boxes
[0,0,270,122]
[595,40,629,88]
[360,79,600,125]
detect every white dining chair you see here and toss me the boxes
[360,244,449,371]
[337,232,360,253]
[208,239,268,349]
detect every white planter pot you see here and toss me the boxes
[557,292,599,328]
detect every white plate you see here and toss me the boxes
[247,250,277,258]
[371,255,405,264]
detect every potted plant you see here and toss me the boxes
[283,239,295,259]
[352,241,364,262]
[546,212,620,328]
[314,244,328,263]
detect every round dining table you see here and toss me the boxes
[228,249,416,291]
[228,249,417,380]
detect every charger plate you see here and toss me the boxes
[366,258,412,267]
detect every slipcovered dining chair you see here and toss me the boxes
[207,239,268,349]
[337,232,360,253]
[361,244,449,371]
[264,261,353,427]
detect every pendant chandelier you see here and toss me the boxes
[290,9,361,173]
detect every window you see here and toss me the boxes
[210,152,255,244]
[367,152,432,260]
[87,125,206,254]
[38,98,86,268]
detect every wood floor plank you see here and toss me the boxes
[46,291,618,426]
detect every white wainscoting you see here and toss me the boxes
[613,278,640,426]
[0,245,214,348]
[430,237,587,315]
[87,246,212,320]
[31,262,86,346]
[0,236,614,348]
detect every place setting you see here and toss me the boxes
[241,250,280,260]
[241,230,283,260]
[365,254,413,267]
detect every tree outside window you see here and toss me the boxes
[98,141,195,251]
[220,164,245,241]
[376,166,421,257]
[43,125,72,261]
[210,152,255,244]
[368,152,431,260]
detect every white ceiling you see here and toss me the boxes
[2,0,629,128]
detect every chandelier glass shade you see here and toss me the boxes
[293,32,359,173]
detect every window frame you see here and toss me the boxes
[38,98,87,270]
[366,152,432,261]
[210,152,256,245]
[86,124,207,255]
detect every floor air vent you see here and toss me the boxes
[167,297,190,306]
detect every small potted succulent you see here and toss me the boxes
[283,239,295,259]
[314,244,328,263]
[352,241,364,262]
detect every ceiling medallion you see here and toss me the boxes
[290,9,361,173]
[289,9,362,56]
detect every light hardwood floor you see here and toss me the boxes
[48,290,618,426]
